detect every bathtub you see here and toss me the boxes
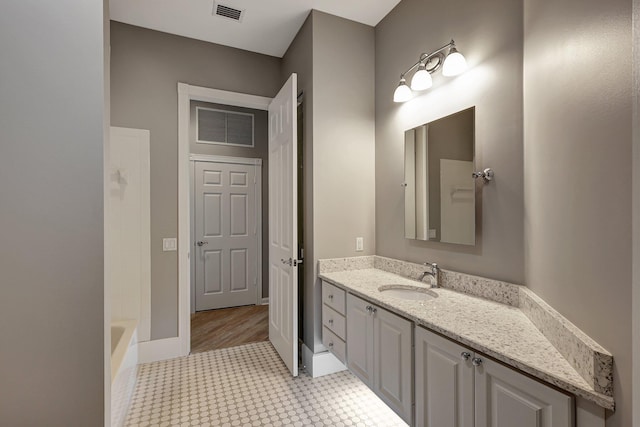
[111,320,138,427]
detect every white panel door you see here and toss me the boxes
[346,294,374,387]
[475,356,573,427]
[415,327,474,427]
[373,307,413,424]
[440,159,475,245]
[194,161,258,310]
[109,127,151,342]
[268,73,298,376]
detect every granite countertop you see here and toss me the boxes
[319,267,615,410]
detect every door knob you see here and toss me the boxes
[196,241,208,247]
[280,257,303,267]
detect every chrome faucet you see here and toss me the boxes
[419,262,439,288]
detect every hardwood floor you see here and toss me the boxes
[190,305,269,354]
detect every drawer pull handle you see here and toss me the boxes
[328,342,334,348]
[461,352,471,361]
[328,319,334,325]
[328,294,334,300]
[472,357,483,367]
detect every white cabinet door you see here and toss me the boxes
[374,306,413,424]
[415,327,474,427]
[346,294,374,387]
[475,356,573,427]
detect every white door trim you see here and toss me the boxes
[189,155,263,311]
[190,153,263,166]
[178,83,272,357]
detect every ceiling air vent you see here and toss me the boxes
[213,3,244,22]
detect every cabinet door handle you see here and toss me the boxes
[472,357,483,367]
[328,294,334,300]
[365,305,372,312]
[328,319,334,325]
[328,342,334,348]
[461,352,471,361]
[371,307,377,314]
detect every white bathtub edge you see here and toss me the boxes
[111,320,138,427]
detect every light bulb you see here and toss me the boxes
[410,65,433,91]
[442,47,467,76]
[393,78,412,103]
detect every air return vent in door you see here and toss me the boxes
[213,3,244,22]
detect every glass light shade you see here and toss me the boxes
[442,49,467,76]
[393,78,412,103]
[410,66,433,91]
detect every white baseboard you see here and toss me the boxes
[138,337,183,364]
[261,298,269,305]
[301,344,347,378]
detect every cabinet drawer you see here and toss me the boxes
[322,304,346,340]
[323,326,346,363]
[322,281,346,315]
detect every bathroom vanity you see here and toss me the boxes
[319,256,613,427]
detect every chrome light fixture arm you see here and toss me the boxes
[399,39,456,79]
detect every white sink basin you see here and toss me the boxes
[378,285,438,301]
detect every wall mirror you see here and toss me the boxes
[404,107,475,245]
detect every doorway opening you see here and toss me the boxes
[177,78,301,376]
[188,100,269,354]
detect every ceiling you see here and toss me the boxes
[109,0,401,58]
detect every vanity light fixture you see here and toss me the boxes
[393,77,413,103]
[393,39,467,103]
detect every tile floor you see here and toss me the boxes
[125,341,408,427]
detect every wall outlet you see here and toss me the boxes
[163,238,177,252]
[356,237,364,252]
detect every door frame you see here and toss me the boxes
[189,154,263,313]
[178,83,272,356]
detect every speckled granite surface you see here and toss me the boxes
[317,258,615,410]
[372,256,521,306]
[519,288,614,397]
[318,256,375,274]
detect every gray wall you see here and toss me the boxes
[523,0,633,425]
[282,14,315,346]
[311,11,376,352]
[633,0,640,421]
[426,108,475,239]
[110,22,282,339]
[375,0,525,283]
[190,101,270,299]
[282,11,376,352]
[0,1,107,425]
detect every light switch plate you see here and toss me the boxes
[163,238,177,252]
[356,237,364,252]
